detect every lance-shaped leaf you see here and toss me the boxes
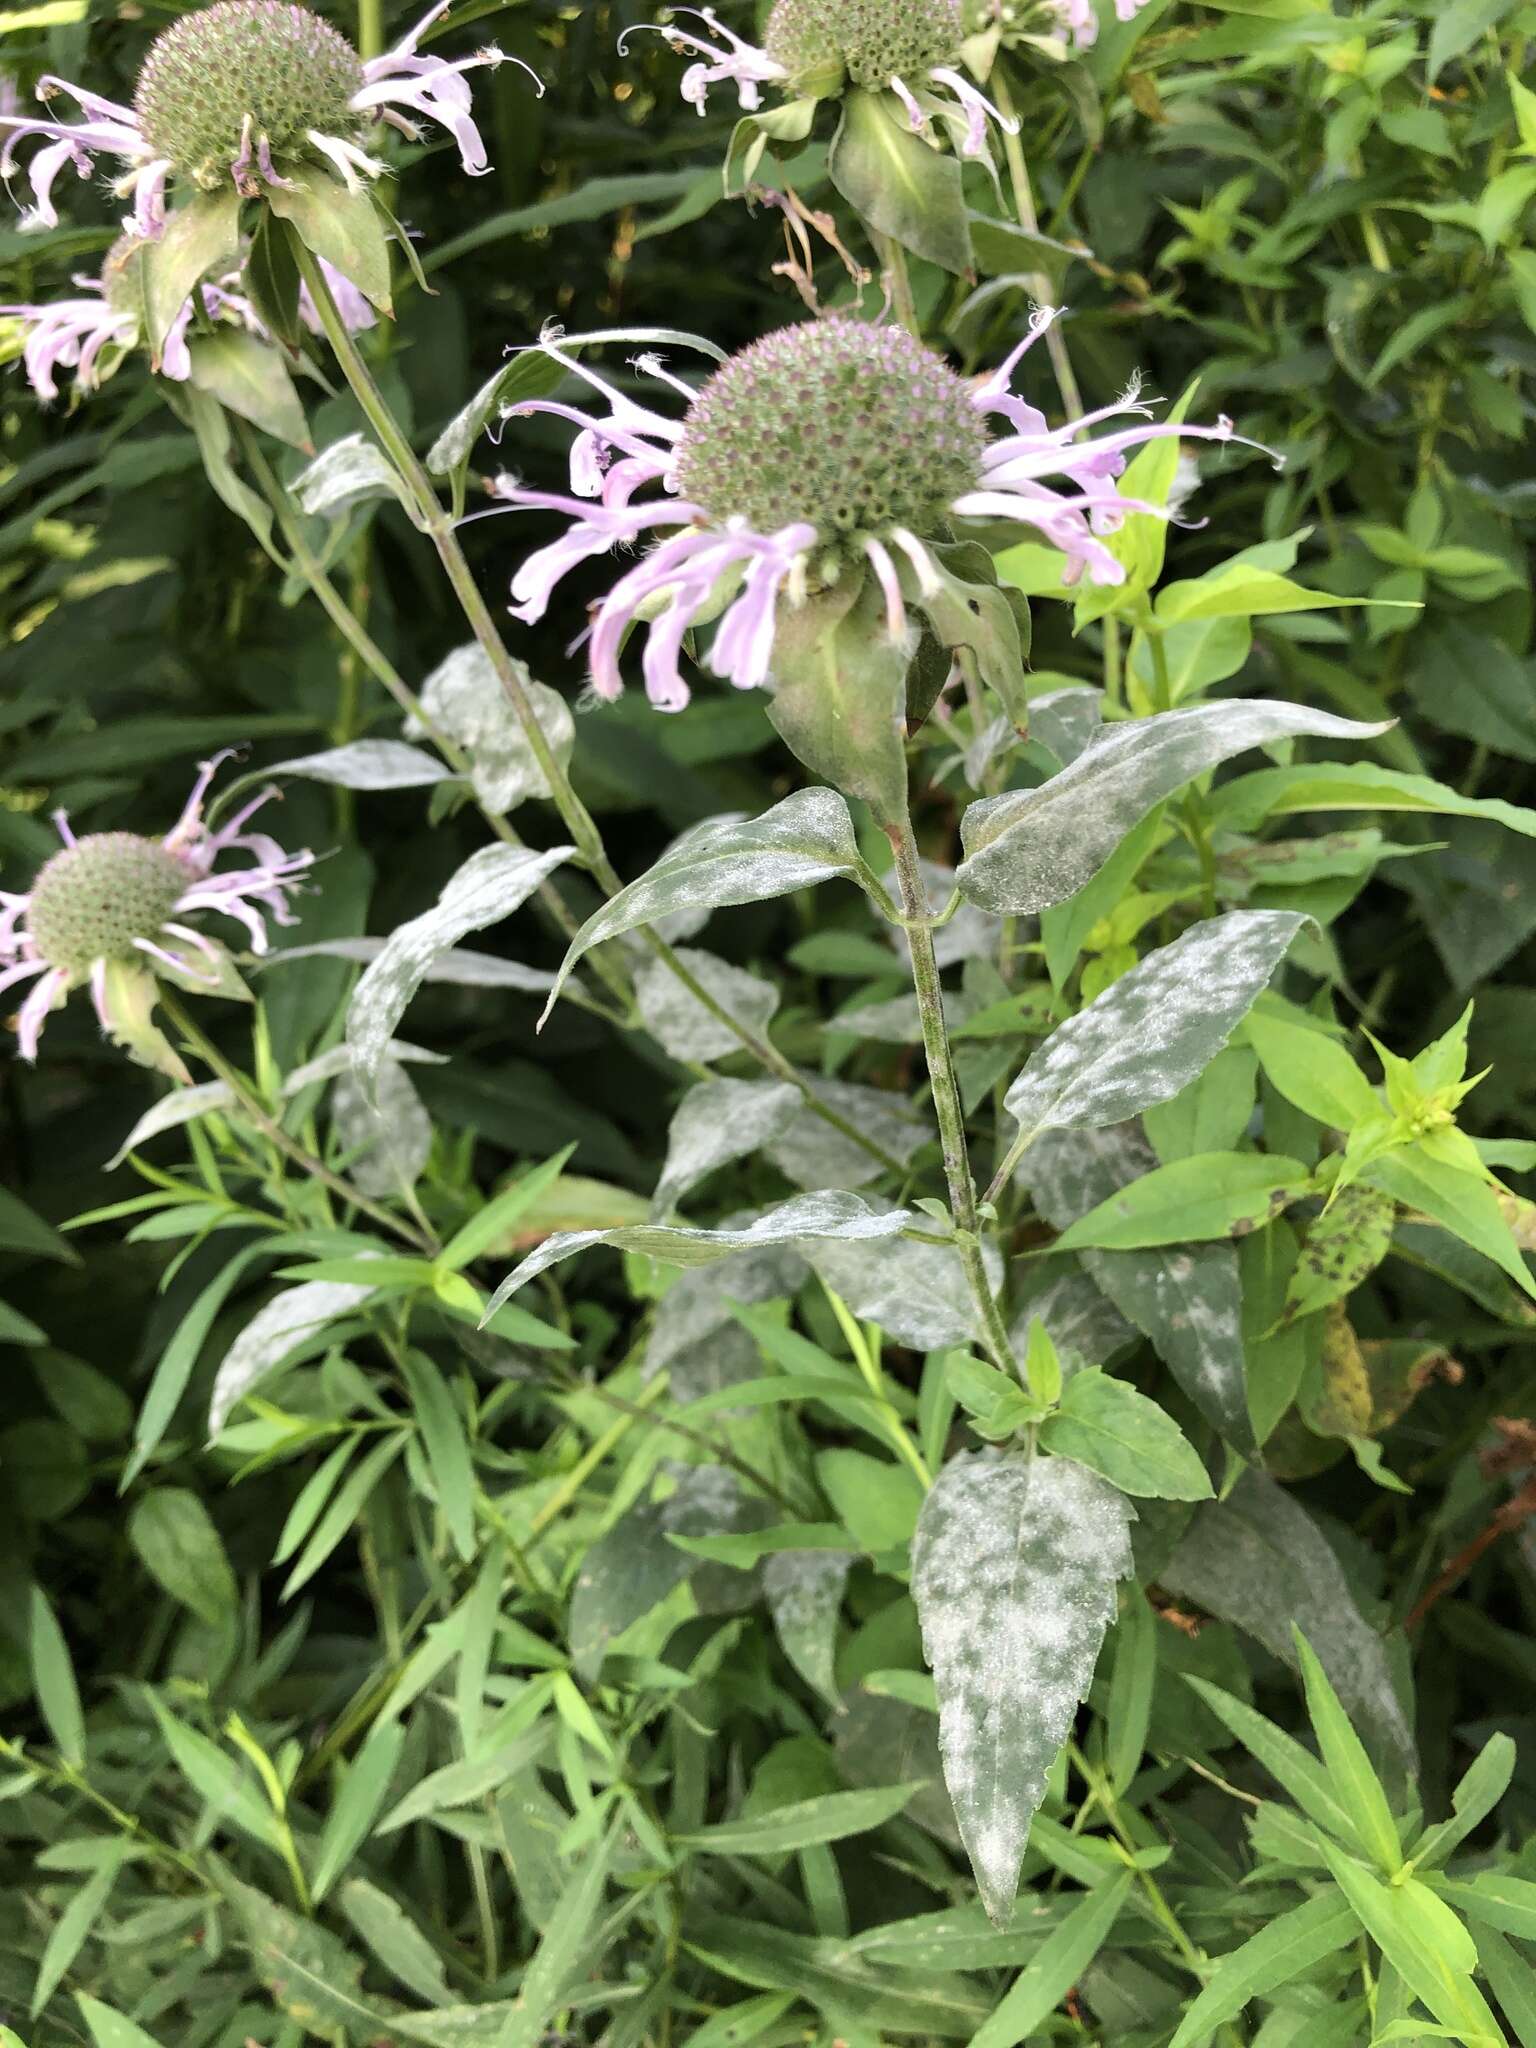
[1005,912,1306,1149]
[912,1450,1135,1925]
[348,843,572,1092]
[807,1234,1004,1353]
[634,947,780,1062]
[652,1079,801,1217]
[293,434,418,523]
[763,1550,853,1707]
[209,1280,377,1435]
[483,1192,912,1320]
[332,1061,432,1198]
[260,740,454,791]
[956,702,1391,915]
[268,937,553,995]
[540,789,886,1023]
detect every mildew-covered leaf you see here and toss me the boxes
[1021,1125,1254,1454]
[764,1549,853,1706]
[652,1079,800,1217]
[808,1234,1004,1352]
[1010,1262,1137,1368]
[1004,913,1307,1148]
[269,936,553,994]
[913,1451,1135,1924]
[260,739,453,791]
[569,1465,759,1679]
[542,789,884,1021]
[765,1076,927,1192]
[646,1242,809,1383]
[405,645,575,816]
[209,1280,377,1435]
[1160,1470,1414,1768]
[484,1192,912,1318]
[633,946,780,1062]
[348,843,571,1092]
[957,702,1391,915]
[293,434,417,521]
[332,1061,432,1198]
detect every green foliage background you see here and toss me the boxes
[2,0,1536,2042]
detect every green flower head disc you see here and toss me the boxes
[765,0,964,90]
[28,833,193,978]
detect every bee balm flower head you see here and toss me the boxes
[1,0,537,236]
[0,754,312,1072]
[496,311,1276,711]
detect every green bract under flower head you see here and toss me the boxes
[99,234,149,318]
[27,834,194,978]
[765,0,964,90]
[134,0,365,187]
[674,317,988,557]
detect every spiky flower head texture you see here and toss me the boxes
[675,317,988,564]
[766,0,964,87]
[26,834,195,979]
[135,0,365,187]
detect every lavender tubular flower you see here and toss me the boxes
[0,755,312,1072]
[623,0,1015,160]
[1,0,537,236]
[495,311,1275,712]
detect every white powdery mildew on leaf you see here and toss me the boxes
[544,788,872,1019]
[646,1241,809,1382]
[347,842,572,1092]
[269,937,553,994]
[764,1549,853,1706]
[293,433,417,522]
[1005,911,1306,1145]
[652,1078,800,1217]
[807,1234,1004,1353]
[406,645,575,816]
[1010,1261,1137,1370]
[262,739,455,791]
[957,701,1392,915]
[634,946,780,1062]
[484,1192,912,1318]
[209,1280,377,1436]
[332,1060,432,1198]
[1021,1125,1253,1453]
[765,1075,927,1192]
[1029,685,1104,768]
[913,1451,1135,1925]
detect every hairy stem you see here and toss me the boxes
[888,815,1016,1374]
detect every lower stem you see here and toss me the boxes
[888,815,1016,1374]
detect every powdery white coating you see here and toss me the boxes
[270,935,554,994]
[292,434,406,520]
[764,1074,927,1192]
[957,701,1393,916]
[347,841,571,1092]
[808,1232,1005,1352]
[1020,1124,1253,1453]
[652,1077,801,1217]
[569,1463,753,1680]
[1009,1262,1136,1369]
[332,1059,431,1197]
[544,787,868,1022]
[406,644,574,817]
[1028,685,1104,768]
[1004,910,1306,1143]
[1161,1470,1414,1766]
[646,1239,810,1381]
[484,1191,913,1318]
[209,1278,376,1434]
[633,945,780,1062]
[763,1548,854,1705]
[262,739,453,791]
[912,1451,1135,1924]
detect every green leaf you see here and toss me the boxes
[225,1873,384,2036]
[1156,564,1408,623]
[1185,1677,1362,1848]
[828,88,972,274]
[1364,1149,1536,1300]
[0,1185,78,1262]
[270,176,392,310]
[495,1825,619,2048]
[1440,1872,1536,1940]
[675,1782,919,1856]
[1293,1628,1401,1874]
[145,1695,284,1852]
[767,577,910,825]
[439,1146,576,1272]
[956,701,1389,915]
[142,190,240,354]
[310,1719,404,1901]
[1039,1369,1214,1499]
[29,1584,84,1766]
[1244,1009,1380,1130]
[1105,1589,1157,1795]
[283,1431,408,1599]
[912,1450,1135,1924]
[970,1872,1134,2048]
[77,1994,168,2048]
[1051,1152,1311,1251]
[1473,1925,1536,2048]
[1408,1734,1516,1872]
[398,1351,477,1564]
[128,1488,239,1625]
[1208,758,1536,843]
[32,1852,128,2015]
[1279,1181,1396,1327]
[1166,1893,1359,2048]
[338,1879,451,2003]
[1319,1845,1503,2046]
